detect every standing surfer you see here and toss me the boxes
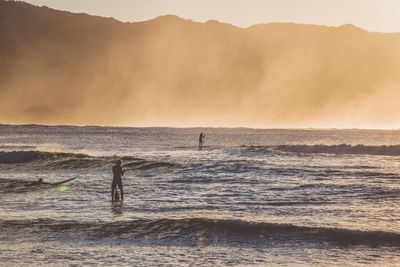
[112,159,125,201]
[199,132,205,150]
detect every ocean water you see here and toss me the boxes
[1,125,400,266]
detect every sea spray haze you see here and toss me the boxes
[2,1,400,265]
[1,1,400,128]
[1,125,400,265]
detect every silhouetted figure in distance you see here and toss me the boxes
[112,160,125,201]
[28,178,46,186]
[199,132,205,150]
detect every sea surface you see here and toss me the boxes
[1,124,400,266]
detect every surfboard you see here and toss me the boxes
[51,177,76,186]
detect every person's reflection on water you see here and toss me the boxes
[111,200,123,215]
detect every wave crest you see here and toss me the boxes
[0,150,179,171]
[2,217,400,246]
[0,150,89,164]
[245,144,400,156]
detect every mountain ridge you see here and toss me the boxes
[1,1,400,128]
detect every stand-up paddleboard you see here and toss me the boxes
[51,177,76,186]
[112,191,123,203]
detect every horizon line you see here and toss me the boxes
[1,123,399,131]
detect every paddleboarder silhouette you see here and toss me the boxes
[199,132,205,150]
[112,159,125,201]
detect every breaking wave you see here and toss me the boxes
[246,144,400,156]
[0,150,88,164]
[0,150,180,170]
[2,217,400,246]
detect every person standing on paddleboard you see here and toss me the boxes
[199,132,205,150]
[112,159,125,201]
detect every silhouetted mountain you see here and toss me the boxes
[1,1,400,127]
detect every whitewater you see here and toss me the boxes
[1,124,400,266]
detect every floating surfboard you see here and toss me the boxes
[51,177,76,186]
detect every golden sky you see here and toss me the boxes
[24,0,400,32]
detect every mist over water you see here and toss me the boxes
[2,2,400,128]
[2,2,400,265]
[1,125,400,265]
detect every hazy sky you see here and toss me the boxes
[23,0,400,33]
[3,0,400,128]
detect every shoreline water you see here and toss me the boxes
[1,125,400,265]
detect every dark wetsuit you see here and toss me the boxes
[199,133,204,149]
[112,165,123,189]
[112,164,124,200]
